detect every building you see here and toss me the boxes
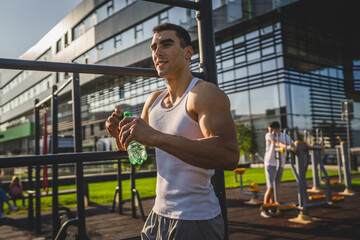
[0,0,359,158]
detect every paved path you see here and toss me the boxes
[1,175,359,240]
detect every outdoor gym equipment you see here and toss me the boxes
[289,141,344,224]
[306,129,325,193]
[336,136,356,196]
[234,167,264,204]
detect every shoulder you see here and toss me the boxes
[147,90,164,105]
[189,80,230,110]
[141,90,165,121]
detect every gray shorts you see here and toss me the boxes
[141,210,224,240]
[265,165,283,189]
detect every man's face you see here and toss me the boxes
[268,127,280,135]
[150,30,192,78]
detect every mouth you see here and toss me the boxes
[156,59,168,68]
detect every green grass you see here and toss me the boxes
[6,168,359,215]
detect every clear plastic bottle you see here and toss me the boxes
[119,111,147,164]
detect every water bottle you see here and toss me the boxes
[118,110,147,164]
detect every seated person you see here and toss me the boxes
[0,177,18,219]
[9,176,26,208]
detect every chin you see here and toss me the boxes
[157,69,170,77]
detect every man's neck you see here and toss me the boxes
[165,71,194,105]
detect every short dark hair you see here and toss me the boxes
[268,121,280,129]
[153,22,191,48]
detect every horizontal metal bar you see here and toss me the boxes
[35,94,52,108]
[143,0,200,10]
[0,149,155,168]
[0,58,205,80]
[0,58,158,77]
[54,76,73,96]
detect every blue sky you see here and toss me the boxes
[0,0,82,59]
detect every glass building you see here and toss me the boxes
[0,0,359,159]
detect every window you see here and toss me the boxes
[159,11,168,23]
[63,32,69,47]
[56,38,62,53]
[135,24,144,44]
[115,34,122,52]
[90,124,94,136]
[119,87,125,99]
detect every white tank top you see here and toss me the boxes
[149,77,221,220]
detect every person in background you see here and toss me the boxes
[0,177,18,219]
[9,176,26,208]
[261,121,293,218]
[106,23,239,239]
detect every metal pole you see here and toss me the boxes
[196,0,228,238]
[51,85,60,239]
[34,99,41,234]
[340,142,352,190]
[346,117,352,171]
[131,164,136,218]
[117,159,123,214]
[72,73,87,239]
[27,101,35,230]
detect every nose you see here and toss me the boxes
[153,46,162,58]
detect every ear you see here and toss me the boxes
[184,46,194,61]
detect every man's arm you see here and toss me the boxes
[119,82,239,170]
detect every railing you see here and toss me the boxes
[0,0,227,239]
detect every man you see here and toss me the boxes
[106,23,239,239]
[261,121,293,218]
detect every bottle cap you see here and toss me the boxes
[124,111,132,117]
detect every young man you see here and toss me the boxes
[261,121,293,218]
[106,23,239,239]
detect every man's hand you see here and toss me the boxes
[118,116,158,149]
[106,108,126,150]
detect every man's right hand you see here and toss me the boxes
[106,108,126,150]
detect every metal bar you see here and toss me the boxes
[0,151,132,168]
[35,95,52,108]
[0,58,204,79]
[340,142,352,190]
[143,0,200,10]
[0,58,157,77]
[196,0,229,238]
[34,99,41,234]
[345,116,353,170]
[318,154,332,203]
[52,85,60,239]
[72,73,87,240]
[117,159,123,214]
[54,76,73,95]
[131,164,136,218]
[54,218,79,240]
[336,147,343,183]
[27,168,34,230]
[196,0,217,84]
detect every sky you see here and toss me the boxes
[0,0,83,59]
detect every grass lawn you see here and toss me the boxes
[6,168,359,215]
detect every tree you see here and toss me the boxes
[236,122,257,157]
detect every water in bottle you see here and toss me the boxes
[118,110,147,164]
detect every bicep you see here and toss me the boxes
[195,87,236,140]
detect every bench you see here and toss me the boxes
[23,183,89,207]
